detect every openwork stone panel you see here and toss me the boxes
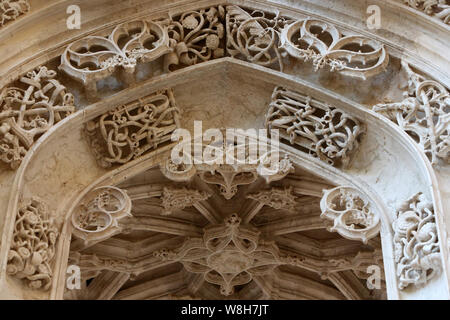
[71,186,132,244]
[266,87,365,167]
[392,192,441,289]
[164,5,226,70]
[373,61,449,166]
[0,0,30,27]
[85,89,180,168]
[399,0,450,24]
[320,186,381,244]
[60,20,170,92]
[0,66,75,169]
[7,198,59,291]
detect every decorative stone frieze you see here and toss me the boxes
[84,89,180,168]
[161,186,211,215]
[0,66,75,169]
[71,186,132,244]
[164,6,226,71]
[400,0,450,24]
[392,192,441,289]
[373,61,449,166]
[7,198,59,291]
[60,19,170,93]
[246,186,297,212]
[266,87,365,167]
[0,0,30,27]
[320,187,381,244]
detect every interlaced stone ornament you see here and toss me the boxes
[0,0,30,27]
[392,192,441,289]
[0,66,75,169]
[7,198,59,291]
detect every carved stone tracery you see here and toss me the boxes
[266,87,365,167]
[392,192,441,289]
[0,66,75,169]
[85,89,180,168]
[0,0,30,27]
[246,186,297,212]
[400,0,450,24]
[7,198,59,291]
[161,186,211,215]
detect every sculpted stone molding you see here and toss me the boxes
[7,198,59,291]
[154,214,282,296]
[280,18,389,79]
[320,186,381,244]
[164,5,225,70]
[60,19,170,94]
[0,66,75,169]
[161,186,211,215]
[392,192,441,289]
[85,89,180,168]
[246,186,297,212]
[373,61,449,166]
[0,0,30,27]
[71,186,132,244]
[399,0,450,24]
[266,86,365,168]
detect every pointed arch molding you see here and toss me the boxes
[0,1,448,300]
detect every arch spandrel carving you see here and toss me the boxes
[0,0,448,300]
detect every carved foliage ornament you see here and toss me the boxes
[266,87,364,167]
[401,0,450,24]
[7,198,59,290]
[0,0,29,27]
[72,186,132,244]
[164,6,226,70]
[373,61,449,166]
[85,89,180,168]
[154,214,281,296]
[0,66,75,169]
[161,186,211,215]
[320,186,381,244]
[392,192,441,289]
[246,186,297,212]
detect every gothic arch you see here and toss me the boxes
[0,0,448,300]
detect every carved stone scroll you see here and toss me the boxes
[164,6,225,71]
[7,198,59,290]
[161,186,211,215]
[72,186,132,244]
[60,19,170,93]
[0,66,75,169]
[85,89,180,168]
[392,192,441,289]
[373,61,449,166]
[320,186,380,243]
[266,87,364,167]
[280,18,389,79]
[0,0,30,27]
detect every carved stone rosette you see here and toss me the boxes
[0,66,75,169]
[392,192,441,289]
[266,87,365,167]
[164,6,225,70]
[7,198,59,291]
[320,187,380,243]
[373,61,449,166]
[154,214,281,296]
[72,186,132,244]
[161,186,211,215]
[0,0,30,27]
[85,89,180,168]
